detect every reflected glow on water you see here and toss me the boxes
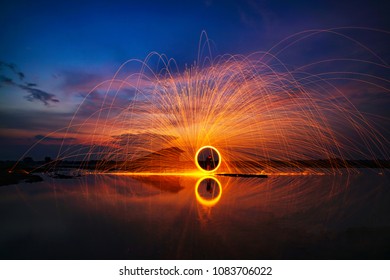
[195,176,222,207]
[0,170,389,259]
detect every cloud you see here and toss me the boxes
[18,72,25,80]
[20,85,60,105]
[1,61,59,106]
[0,61,25,81]
[0,75,15,86]
[34,134,76,144]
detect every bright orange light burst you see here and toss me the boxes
[49,32,389,175]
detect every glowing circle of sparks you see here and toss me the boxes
[194,145,222,174]
[195,176,222,207]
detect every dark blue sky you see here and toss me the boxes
[1,0,389,160]
[2,0,389,66]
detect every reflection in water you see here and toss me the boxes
[195,176,222,207]
[0,170,389,259]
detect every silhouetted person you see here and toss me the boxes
[205,154,213,170]
[206,178,212,193]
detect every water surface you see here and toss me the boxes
[1,170,389,259]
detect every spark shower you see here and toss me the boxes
[22,30,390,175]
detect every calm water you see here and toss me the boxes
[1,170,389,259]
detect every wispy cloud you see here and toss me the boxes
[0,61,25,81]
[0,75,14,86]
[20,85,59,105]
[34,134,76,143]
[0,61,60,106]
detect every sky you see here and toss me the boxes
[0,0,389,160]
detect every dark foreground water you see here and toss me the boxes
[1,170,389,259]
